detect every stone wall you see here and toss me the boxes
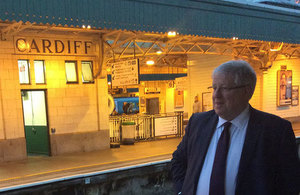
[0,33,110,162]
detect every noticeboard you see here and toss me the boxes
[202,92,213,112]
[155,116,177,136]
[175,77,187,91]
[111,59,139,87]
[292,85,299,106]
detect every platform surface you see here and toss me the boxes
[0,138,181,192]
[0,126,299,193]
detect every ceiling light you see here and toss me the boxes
[167,31,177,37]
[270,42,283,52]
[146,60,155,65]
[156,50,162,55]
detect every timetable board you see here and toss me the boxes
[111,59,139,86]
[155,116,178,136]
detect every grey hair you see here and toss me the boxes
[213,60,257,94]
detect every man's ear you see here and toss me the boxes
[245,85,254,100]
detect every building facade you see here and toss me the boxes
[0,0,299,162]
[0,30,110,162]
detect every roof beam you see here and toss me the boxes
[1,21,32,40]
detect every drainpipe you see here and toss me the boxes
[95,35,103,131]
[0,74,6,139]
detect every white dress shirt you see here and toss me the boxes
[196,106,250,195]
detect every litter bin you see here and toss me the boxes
[121,121,136,145]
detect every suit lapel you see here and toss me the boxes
[235,107,263,192]
[192,113,219,192]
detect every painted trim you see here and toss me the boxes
[107,74,187,82]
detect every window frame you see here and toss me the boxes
[18,59,31,84]
[81,61,94,84]
[65,61,78,84]
[34,60,46,84]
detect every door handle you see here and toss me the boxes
[32,127,37,134]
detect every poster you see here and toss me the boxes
[175,77,187,91]
[292,85,299,106]
[174,90,184,108]
[277,70,292,106]
[202,92,213,112]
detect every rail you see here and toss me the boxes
[109,111,184,144]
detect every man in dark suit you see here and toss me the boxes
[171,60,300,195]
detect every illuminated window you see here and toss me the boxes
[18,60,30,84]
[65,61,78,83]
[34,60,46,84]
[81,61,94,83]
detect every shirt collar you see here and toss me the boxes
[217,105,250,129]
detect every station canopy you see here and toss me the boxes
[0,0,299,69]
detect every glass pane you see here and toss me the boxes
[18,60,30,84]
[65,61,77,83]
[82,61,93,82]
[22,91,47,126]
[34,60,45,84]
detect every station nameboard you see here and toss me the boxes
[111,59,139,86]
[154,116,177,136]
[14,37,96,55]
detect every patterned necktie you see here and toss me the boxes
[209,121,232,195]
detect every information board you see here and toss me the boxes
[111,59,139,86]
[155,116,177,136]
[175,77,187,91]
[202,92,213,112]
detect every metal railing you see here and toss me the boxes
[109,111,184,144]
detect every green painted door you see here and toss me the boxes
[21,90,50,155]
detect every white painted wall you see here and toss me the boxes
[262,58,300,118]
[186,54,233,117]
[186,54,263,118]
[165,87,188,114]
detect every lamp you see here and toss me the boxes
[167,31,177,37]
[146,60,155,65]
[156,50,162,55]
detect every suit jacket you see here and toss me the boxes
[171,106,300,195]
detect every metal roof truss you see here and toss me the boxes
[104,30,300,70]
[0,22,299,72]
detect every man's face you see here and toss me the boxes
[212,72,251,120]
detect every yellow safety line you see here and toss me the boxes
[0,152,172,183]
